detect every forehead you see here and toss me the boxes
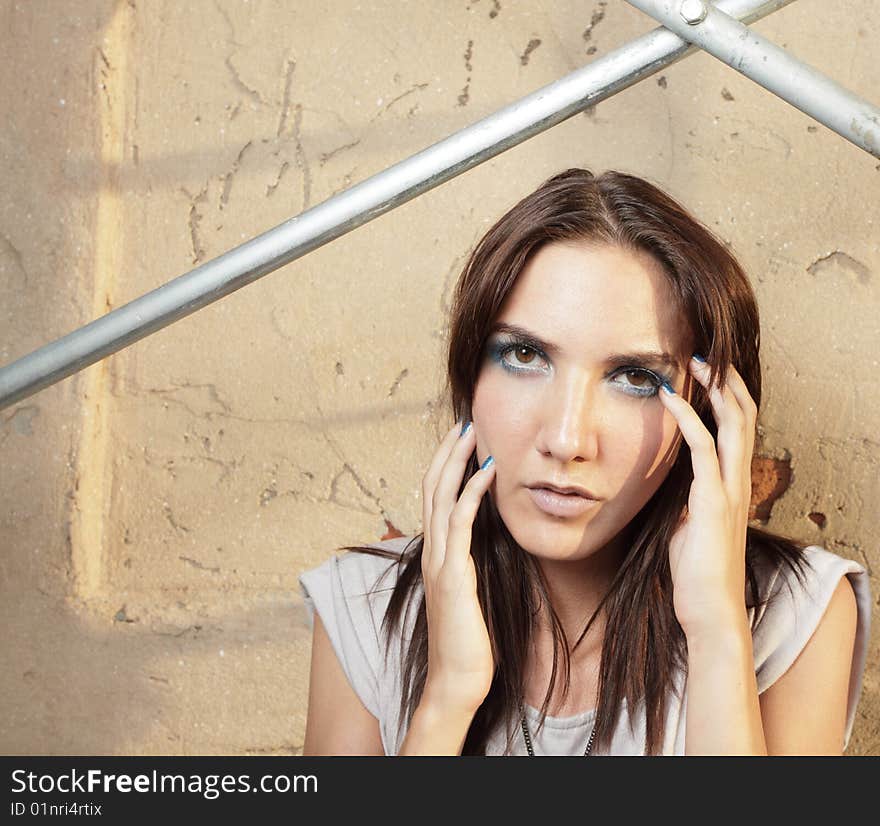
[495,241,690,358]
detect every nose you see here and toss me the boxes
[536,369,600,463]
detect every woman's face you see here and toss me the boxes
[471,240,694,565]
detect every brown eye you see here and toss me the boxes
[513,346,536,365]
[610,368,663,397]
[624,370,650,387]
[494,341,549,373]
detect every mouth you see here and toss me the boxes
[527,486,601,518]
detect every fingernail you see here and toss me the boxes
[480,455,494,470]
[661,381,676,395]
[692,353,707,363]
[459,420,472,438]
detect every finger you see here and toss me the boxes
[427,423,477,576]
[659,379,724,497]
[422,420,469,574]
[713,360,758,423]
[687,358,744,487]
[688,357,753,504]
[718,362,758,500]
[442,455,496,580]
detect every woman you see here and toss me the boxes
[298,168,870,755]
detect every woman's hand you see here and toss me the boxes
[658,355,757,637]
[420,420,497,715]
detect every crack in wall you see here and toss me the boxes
[370,82,429,123]
[582,1,607,46]
[313,403,391,523]
[115,375,314,426]
[319,139,360,167]
[137,380,232,419]
[2,404,40,438]
[806,250,872,284]
[276,58,296,137]
[224,54,266,106]
[163,502,192,534]
[268,304,293,341]
[144,446,243,485]
[213,0,267,107]
[0,233,28,287]
[153,623,206,638]
[289,103,311,210]
[219,140,254,210]
[179,555,220,573]
[95,45,113,116]
[266,160,290,196]
[182,183,209,264]
[519,38,541,66]
[458,39,474,107]
[326,463,386,517]
[388,368,408,397]
[213,0,240,46]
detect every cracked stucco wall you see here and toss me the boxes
[1,0,877,755]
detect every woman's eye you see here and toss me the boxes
[496,343,548,372]
[612,369,663,396]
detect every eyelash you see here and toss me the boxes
[489,340,670,398]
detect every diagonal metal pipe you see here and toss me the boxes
[625,0,880,157]
[0,0,796,411]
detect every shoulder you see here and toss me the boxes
[317,533,417,593]
[297,533,420,634]
[296,534,421,725]
[752,545,867,629]
[751,545,869,672]
[750,544,871,751]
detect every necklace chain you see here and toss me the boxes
[519,701,597,756]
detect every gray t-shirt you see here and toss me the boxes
[297,534,871,755]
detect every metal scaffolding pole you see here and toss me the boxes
[0,0,798,411]
[626,0,880,156]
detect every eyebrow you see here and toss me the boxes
[488,322,681,372]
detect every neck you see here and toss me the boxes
[530,532,626,652]
[522,537,625,716]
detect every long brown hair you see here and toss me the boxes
[339,168,810,755]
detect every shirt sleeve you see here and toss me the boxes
[751,545,872,751]
[298,550,399,721]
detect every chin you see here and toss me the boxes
[495,488,608,561]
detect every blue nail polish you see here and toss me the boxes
[661,381,676,395]
[692,353,707,363]
[480,455,494,470]
[459,420,472,438]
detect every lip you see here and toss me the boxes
[530,481,598,498]
[527,486,600,518]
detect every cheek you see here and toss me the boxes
[640,404,682,477]
[470,375,509,449]
[471,376,537,470]
[606,401,680,480]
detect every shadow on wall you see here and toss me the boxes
[1,576,312,755]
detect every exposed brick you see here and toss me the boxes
[381,519,405,541]
[750,456,792,521]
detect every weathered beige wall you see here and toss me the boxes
[1,0,877,755]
